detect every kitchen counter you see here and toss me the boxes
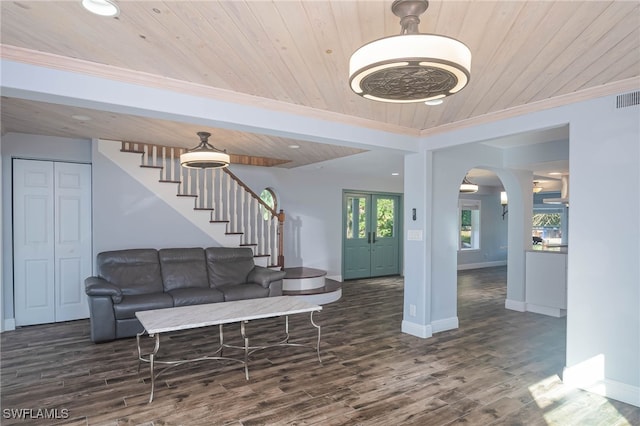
[529,244,568,253]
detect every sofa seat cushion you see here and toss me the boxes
[113,293,174,320]
[168,288,225,307]
[219,284,269,301]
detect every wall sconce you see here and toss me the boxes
[500,191,508,220]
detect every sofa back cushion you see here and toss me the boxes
[205,247,255,288]
[159,248,209,291]
[97,249,163,295]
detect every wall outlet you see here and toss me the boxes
[409,304,416,316]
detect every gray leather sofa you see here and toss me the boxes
[85,247,286,343]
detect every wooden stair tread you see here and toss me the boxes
[283,267,327,279]
[159,180,181,184]
[121,149,145,154]
[140,165,163,169]
[282,279,341,296]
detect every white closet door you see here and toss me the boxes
[54,162,91,322]
[13,160,92,326]
[13,160,56,326]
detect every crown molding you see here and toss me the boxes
[421,77,640,138]
[0,44,418,138]
[2,44,637,142]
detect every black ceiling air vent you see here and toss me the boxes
[616,91,640,108]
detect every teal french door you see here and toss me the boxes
[343,192,401,280]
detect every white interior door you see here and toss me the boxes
[13,160,92,326]
[13,159,56,326]
[54,162,91,322]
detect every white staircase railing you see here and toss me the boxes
[121,141,284,268]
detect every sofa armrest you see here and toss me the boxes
[85,276,123,303]
[247,266,287,289]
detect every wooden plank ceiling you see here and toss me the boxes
[1,1,639,167]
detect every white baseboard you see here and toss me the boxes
[401,320,432,338]
[431,316,459,333]
[457,260,507,271]
[526,303,566,317]
[505,299,526,312]
[2,318,16,332]
[564,361,640,407]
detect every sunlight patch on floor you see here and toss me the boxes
[528,372,633,425]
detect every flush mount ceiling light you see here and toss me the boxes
[81,0,119,17]
[532,181,543,193]
[180,131,230,169]
[459,175,478,193]
[349,0,471,104]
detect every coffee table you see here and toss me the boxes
[135,296,322,402]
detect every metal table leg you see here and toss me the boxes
[240,321,249,380]
[310,311,322,363]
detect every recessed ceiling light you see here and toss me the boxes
[71,114,91,121]
[288,145,300,149]
[81,0,119,17]
[391,172,400,176]
[549,172,562,176]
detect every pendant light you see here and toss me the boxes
[349,0,471,104]
[459,175,478,193]
[180,131,230,169]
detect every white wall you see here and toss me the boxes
[1,133,92,324]
[229,164,403,279]
[402,92,640,407]
[402,143,526,337]
[0,135,3,331]
[2,132,403,324]
[457,191,508,268]
[91,140,403,280]
[91,140,222,256]
[563,95,639,406]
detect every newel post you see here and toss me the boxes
[277,209,285,269]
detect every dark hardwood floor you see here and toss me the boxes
[2,267,638,425]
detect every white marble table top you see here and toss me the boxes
[135,296,322,334]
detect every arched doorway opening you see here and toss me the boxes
[456,168,509,323]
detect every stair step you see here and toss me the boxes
[210,220,230,224]
[283,267,326,293]
[194,208,214,211]
[177,194,197,198]
[121,149,145,154]
[282,279,340,296]
[159,180,181,184]
[253,254,270,258]
[140,165,163,169]
[283,267,327,279]
[240,243,257,247]
[282,277,342,305]
[225,232,243,235]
